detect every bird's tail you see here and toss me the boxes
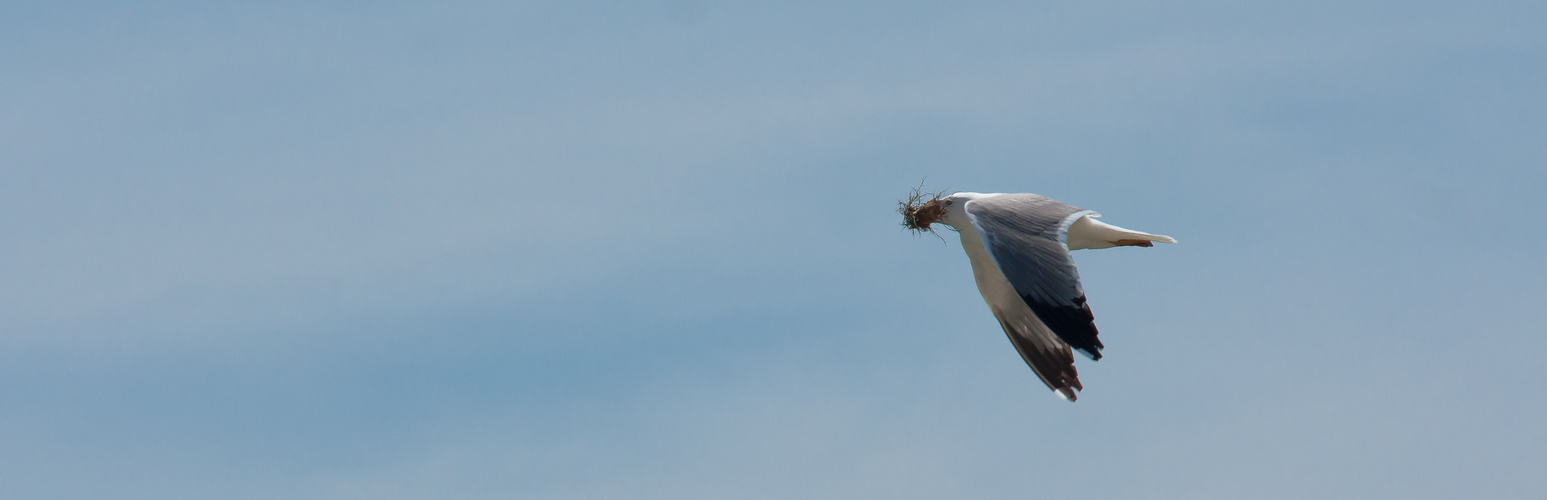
[1066,214,1176,250]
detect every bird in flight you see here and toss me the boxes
[901,189,1174,401]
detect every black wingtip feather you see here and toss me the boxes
[1024,294,1105,360]
[996,318,1085,402]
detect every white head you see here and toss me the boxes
[936,192,998,230]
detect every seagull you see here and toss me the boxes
[901,191,1174,401]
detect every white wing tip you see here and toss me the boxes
[1153,234,1177,244]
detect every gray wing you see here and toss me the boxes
[965,194,1105,360]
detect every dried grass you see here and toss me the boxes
[898,181,950,238]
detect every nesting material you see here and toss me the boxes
[898,185,950,234]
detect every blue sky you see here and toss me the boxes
[3,1,1544,498]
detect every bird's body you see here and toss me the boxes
[906,192,1174,401]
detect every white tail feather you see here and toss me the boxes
[1066,215,1176,250]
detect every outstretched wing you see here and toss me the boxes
[965,194,1105,360]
